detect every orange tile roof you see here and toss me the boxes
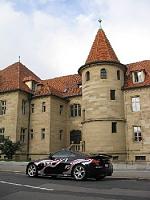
[86,28,120,64]
[1,60,150,98]
[124,60,150,89]
[34,74,82,98]
[0,62,81,98]
[0,62,41,93]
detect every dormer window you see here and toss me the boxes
[23,76,38,91]
[132,71,145,83]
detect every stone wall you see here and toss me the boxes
[124,87,150,162]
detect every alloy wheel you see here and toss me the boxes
[73,165,86,180]
[27,164,37,177]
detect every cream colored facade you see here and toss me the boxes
[1,28,150,163]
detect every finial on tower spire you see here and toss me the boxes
[98,19,102,29]
[18,56,20,63]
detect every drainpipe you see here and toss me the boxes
[27,93,32,161]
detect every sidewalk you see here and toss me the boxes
[0,161,150,179]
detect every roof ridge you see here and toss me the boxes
[43,74,80,81]
[127,60,150,66]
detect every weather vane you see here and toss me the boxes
[98,19,102,29]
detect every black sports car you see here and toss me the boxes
[26,149,113,180]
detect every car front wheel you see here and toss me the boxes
[27,164,38,177]
[72,164,87,180]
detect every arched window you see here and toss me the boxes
[85,71,90,81]
[117,70,120,80]
[70,104,81,117]
[100,68,107,79]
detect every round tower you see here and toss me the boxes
[78,22,126,160]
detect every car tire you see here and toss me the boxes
[27,163,38,177]
[72,164,87,181]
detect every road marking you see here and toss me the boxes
[0,180,54,191]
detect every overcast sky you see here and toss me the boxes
[0,0,150,79]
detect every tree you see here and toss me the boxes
[0,138,22,160]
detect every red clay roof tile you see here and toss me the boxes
[86,28,120,64]
[0,62,41,93]
[124,60,150,89]
[34,74,82,98]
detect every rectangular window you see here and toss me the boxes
[110,90,116,100]
[20,128,26,143]
[112,122,117,133]
[132,71,144,83]
[112,156,119,161]
[41,128,45,140]
[0,128,5,143]
[22,100,26,115]
[117,70,120,80]
[133,126,142,142]
[59,130,63,140]
[132,97,140,112]
[42,102,46,112]
[0,100,6,115]
[31,104,34,113]
[30,129,34,140]
[135,156,146,161]
[60,105,63,115]
[70,104,81,117]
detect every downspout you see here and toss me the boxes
[27,93,32,161]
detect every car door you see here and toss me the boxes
[44,150,75,175]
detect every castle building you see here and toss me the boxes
[0,24,150,162]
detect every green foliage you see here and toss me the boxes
[0,138,22,160]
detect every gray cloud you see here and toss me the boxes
[0,0,150,79]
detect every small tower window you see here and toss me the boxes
[112,122,117,133]
[85,71,90,81]
[110,90,116,100]
[42,102,46,112]
[100,68,107,79]
[117,70,120,80]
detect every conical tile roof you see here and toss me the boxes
[86,28,120,64]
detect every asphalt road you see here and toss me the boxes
[0,172,150,200]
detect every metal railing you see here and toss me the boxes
[68,141,85,152]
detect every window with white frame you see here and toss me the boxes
[70,104,81,117]
[22,100,26,115]
[20,128,26,143]
[0,100,6,115]
[132,96,140,112]
[132,71,145,83]
[0,128,5,142]
[133,126,142,142]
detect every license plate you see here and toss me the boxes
[105,164,109,167]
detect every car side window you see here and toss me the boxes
[52,150,75,158]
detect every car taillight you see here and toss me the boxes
[91,159,101,166]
